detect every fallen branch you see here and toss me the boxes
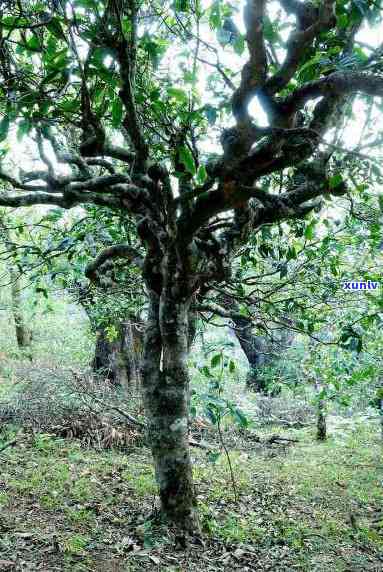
[0,439,17,453]
[266,435,299,445]
[68,369,146,428]
[269,414,310,428]
[70,370,212,449]
[189,438,212,450]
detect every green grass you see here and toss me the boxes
[0,416,381,570]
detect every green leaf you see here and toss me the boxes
[204,104,217,125]
[329,173,343,189]
[230,407,249,428]
[105,324,119,342]
[74,0,97,7]
[111,98,123,127]
[196,165,207,185]
[200,365,212,378]
[304,221,315,240]
[167,87,188,103]
[233,34,245,55]
[179,145,196,175]
[205,406,218,425]
[202,394,227,407]
[43,208,64,222]
[286,246,297,260]
[279,263,288,279]
[26,35,40,51]
[41,68,61,86]
[337,13,349,28]
[0,115,10,143]
[263,18,279,42]
[149,88,161,102]
[209,1,222,29]
[206,450,221,463]
[210,353,222,368]
[174,0,189,12]
[121,17,132,35]
[17,119,32,141]
[47,17,65,40]
[36,286,48,299]
[142,35,168,69]
[52,53,69,71]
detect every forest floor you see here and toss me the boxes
[0,412,382,571]
[0,304,382,571]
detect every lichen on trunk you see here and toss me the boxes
[142,288,199,532]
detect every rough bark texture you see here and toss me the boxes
[317,406,327,441]
[142,288,199,531]
[228,304,272,392]
[93,318,143,387]
[315,380,327,441]
[233,316,294,393]
[233,316,270,391]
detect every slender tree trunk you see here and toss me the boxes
[122,318,143,388]
[315,379,327,441]
[142,290,199,531]
[0,217,32,350]
[317,405,327,441]
[187,309,197,351]
[9,266,32,349]
[378,383,383,440]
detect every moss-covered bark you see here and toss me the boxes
[142,288,199,531]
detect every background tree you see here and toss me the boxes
[0,212,32,350]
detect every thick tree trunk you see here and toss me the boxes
[142,291,199,531]
[219,294,272,392]
[232,314,294,394]
[93,327,123,383]
[93,317,143,387]
[232,315,270,392]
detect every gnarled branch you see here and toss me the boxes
[85,244,144,283]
